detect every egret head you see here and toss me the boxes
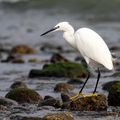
[41,22,74,36]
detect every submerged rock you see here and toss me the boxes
[0,97,18,106]
[102,81,120,91]
[38,96,61,108]
[42,112,74,120]
[67,78,83,84]
[10,81,27,89]
[108,82,120,106]
[11,44,37,54]
[12,58,25,63]
[54,83,74,93]
[29,62,88,78]
[28,58,41,63]
[50,53,68,63]
[10,116,41,120]
[5,88,43,104]
[62,94,107,111]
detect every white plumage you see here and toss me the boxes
[75,28,113,70]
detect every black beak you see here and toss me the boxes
[40,26,59,36]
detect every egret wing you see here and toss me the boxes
[74,28,113,70]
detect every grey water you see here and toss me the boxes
[0,0,120,119]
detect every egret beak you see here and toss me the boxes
[40,26,59,36]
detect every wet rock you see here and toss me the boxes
[21,117,42,120]
[1,54,15,62]
[62,94,107,111]
[38,96,61,108]
[111,72,120,77]
[44,96,54,100]
[12,58,25,63]
[108,82,120,106]
[29,62,88,78]
[28,58,41,63]
[54,83,74,93]
[102,81,120,91]
[42,112,74,120]
[61,93,71,102]
[110,46,120,51]
[0,97,18,106]
[11,44,37,54]
[67,78,83,84]
[40,43,63,53]
[50,53,68,63]
[1,54,25,63]
[10,116,41,120]
[10,81,27,89]
[5,88,43,104]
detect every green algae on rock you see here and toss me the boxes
[29,62,88,78]
[108,82,120,106]
[5,88,43,104]
[62,94,107,111]
[42,112,74,120]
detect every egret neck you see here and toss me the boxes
[63,25,76,48]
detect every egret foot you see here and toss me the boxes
[70,93,85,101]
[83,93,98,97]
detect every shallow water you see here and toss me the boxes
[0,1,120,120]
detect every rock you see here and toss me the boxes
[28,58,41,63]
[67,78,83,84]
[12,58,25,63]
[54,83,74,93]
[50,53,68,63]
[21,117,41,120]
[61,93,71,102]
[5,88,43,104]
[111,72,120,77]
[10,81,27,89]
[1,54,15,62]
[0,97,18,106]
[1,54,25,63]
[62,94,107,111]
[102,81,120,91]
[108,82,120,106]
[10,116,41,120]
[40,43,63,53]
[11,44,37,54]
[38,96,61,108]
[110,46,120,51]
[42,112,74,120]
[29,62,88,78]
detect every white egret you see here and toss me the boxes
[41,22,113,99]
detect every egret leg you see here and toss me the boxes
[79,72,90,93]
[70,73,90,101]
[93,68,101,93]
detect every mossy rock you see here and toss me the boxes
[5,88,43,104]
[29,62,88,78]
[62,94,107,111]
[42,112,74,120]
[11,44,37,54]
[102,81,120,91]
[108,82,120,106]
